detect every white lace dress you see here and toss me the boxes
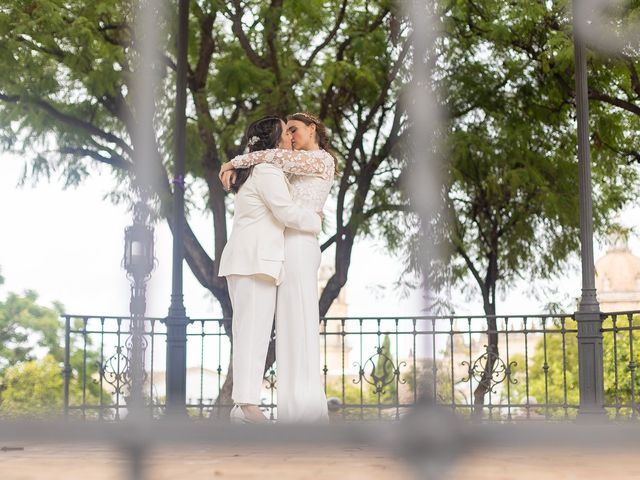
[230,148,334,212]
[230,148,334,423]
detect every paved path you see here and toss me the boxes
[0,444,412,480]
[450,448,640,480]
[0,444,638,479]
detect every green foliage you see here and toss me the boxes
[602,315,640,414]
[325,378,381,420]
[0,0,415,326]
[513,316,640,418]
[0,352,103,418]
[0,290,63,370]
[0,285,105,417]
[0,354,101,418]
[429,0,640,315]
[1,355,65,417]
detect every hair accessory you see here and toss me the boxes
[247,135,260,146]
[292,112,316,122]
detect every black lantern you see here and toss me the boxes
[124,223,154,280]
[123,202,155,282]
[123,201,155,318]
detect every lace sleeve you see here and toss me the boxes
[230,149,334,180]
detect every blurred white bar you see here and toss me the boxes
[400,1,446,383]
[576,0,640,53]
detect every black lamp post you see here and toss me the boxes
[165,0,190,416]
[572,0,604,417]
[123,200,155,412]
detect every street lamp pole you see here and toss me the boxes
[165,0,190,416]
[572,0,605,417]
[123,200,155,414]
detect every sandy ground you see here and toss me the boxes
[0,444,638,479]
[0,444,412,480]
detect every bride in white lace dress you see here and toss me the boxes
[220,112,336,423]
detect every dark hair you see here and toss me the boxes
[231,116,283,193]
[286,112,338,173]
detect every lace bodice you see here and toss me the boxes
[230,149,335,212]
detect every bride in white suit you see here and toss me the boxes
[220,112,336,423]
[218,116,323,424]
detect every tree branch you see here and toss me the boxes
[598,137,640,165]
[228,0,270,68]
[363,204,411,219]
[153,155,225,296]
[264,0,283,80]
[98,93,135,137]
[15,35,65,60]
[320,233,337,252]
[303,0,348,69]
[625,58,640,98]
[319,8,390,119]
[589,88,640,116]
[58,146,133,171]
[453,237,487,300]
[190,12,217,91]
[0,93,134,157]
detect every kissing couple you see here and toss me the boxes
[218,112,336,424]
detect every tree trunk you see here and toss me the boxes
[319,229,355,316]
[472,294,498,418]
[211,300,233,420]
[264,323,277,374]
[213,361,233,420]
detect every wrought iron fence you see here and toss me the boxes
[601,311,640,419]
[61,311,640,421]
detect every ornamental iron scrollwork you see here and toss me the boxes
[98,320,149,403]
[461,346,517,395]
[99,346,130,397]
[353,346,406,395]
[264,368,277,391]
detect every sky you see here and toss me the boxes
[2,153,639,321]
[0,154,428,319]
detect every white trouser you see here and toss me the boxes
[276,229,329,423]
[227,274,277,405]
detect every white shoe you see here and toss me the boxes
[230,404,266,424]
[230,404,246,424]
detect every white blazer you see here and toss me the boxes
[218,164,321,285]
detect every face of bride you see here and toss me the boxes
[276,120,293,150]
[287,119,317,151]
